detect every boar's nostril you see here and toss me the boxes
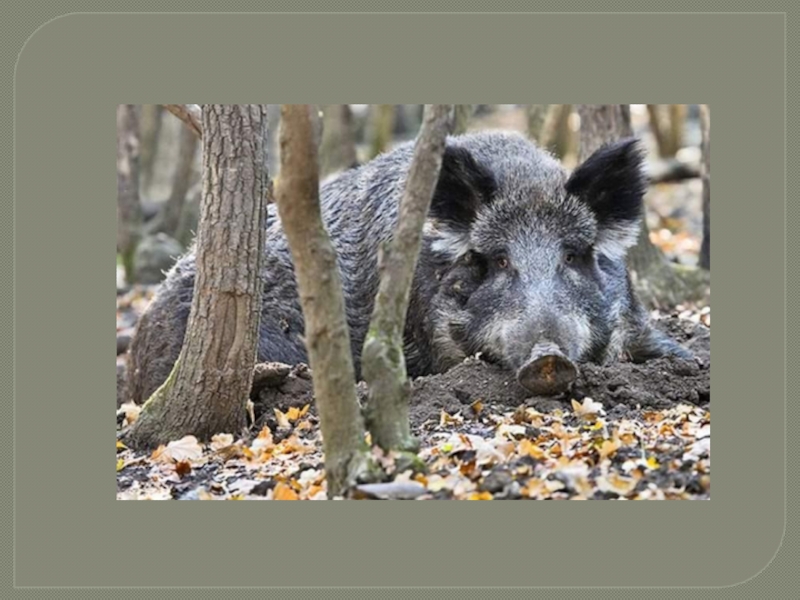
[516,341,578,396]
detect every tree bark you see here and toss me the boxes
[577,104,708,309]
[362,104,453,453]
[164,104,202,138]
[527,104,549,142]
[116,104,143,285]
[699,104,710,270]
[276,105,373,497]
[128,105,268,448]
[367,104,396,158]
[139,104,164,192]
[319,104,359,177]
[147,122,199,238]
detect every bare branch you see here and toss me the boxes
[164,104,203,138]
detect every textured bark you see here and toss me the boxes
[540,104,574,160]
[526,104,549,142]
[577,104,708,309]
[129,105,268,448]
[362,104,453,452]
[116,104,143,285]
[164,104,202,138]
[148,123,199,238]
[276,105,373,497]
[451,104,473,135]
[699,104,710,270]
[139,104,164,191]
[368,104,396,158]
[319,104,358,176]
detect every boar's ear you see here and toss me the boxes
[427,146,496,255]
[565,138,646,260]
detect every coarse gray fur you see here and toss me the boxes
[126,130,691,405]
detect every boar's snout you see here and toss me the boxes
[516,341,578,396]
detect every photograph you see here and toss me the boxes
[115,104,711,500]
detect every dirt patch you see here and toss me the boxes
[246,316,710,432]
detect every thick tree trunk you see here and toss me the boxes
[577,104,708,309]
[319,104,359,177]
[116,104,143,285]
[148,123,199,238]
[129,105,268,448]
[362,104,453,453]
[276,105,373,497]
[699,104,710,270]
[367,104,396,158]
[527,104,549,143]
[139,104,164,192]
[540,104,574,160]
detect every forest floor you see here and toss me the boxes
[116,295,709,501]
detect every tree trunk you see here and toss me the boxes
[148,123,199,238]
[128,105,268,448]
[362,104,453,453]
[319,104,359,177]
[540,104,574,160]
[139,104,164,192]
[577,104,708,309]
[116,104,143,285]
[699,104,710,270]
[276,105,374,497]
[367,104,396,158]
[451,104,473,135]
[527,104,549,142]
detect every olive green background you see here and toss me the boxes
[2,5,793,595]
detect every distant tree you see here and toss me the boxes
[526,104,549,142]
[577,104,708,309]
[128,105,268,448]
[147,122,198,238]
[451,104,473,135]
[646,104,686,158]
[276,105,373,496]
[367,104,396,158]
[362,104,453,453]
[116,104,143,285]
[319,104,359,176]
[699,104,710,270]
[139,104,164,192]
[540,104,575,160]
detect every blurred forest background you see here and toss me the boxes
[117,104,707,291]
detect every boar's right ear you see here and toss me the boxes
[565,138,646,260]
[427,146,496,255]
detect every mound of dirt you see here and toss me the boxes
[247,316,710,431]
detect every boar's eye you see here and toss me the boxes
[564,252,576,265]
[495,255,509,269]
[564,246,593,267]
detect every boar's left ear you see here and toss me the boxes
[565,138,646,260]
[427,146,496,256]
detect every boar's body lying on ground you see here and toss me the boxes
[126,131,691,404]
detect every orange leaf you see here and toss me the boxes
[468,491,493,500]
[273,483,299,500]
[518,439,545,460]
